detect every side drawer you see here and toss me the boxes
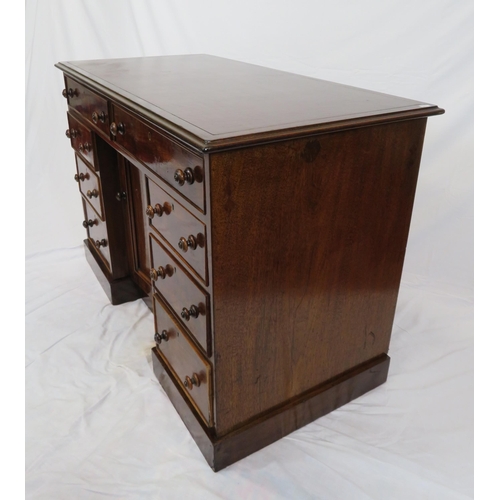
[82,199,111,272]
[150,234,210,355]
[65,76,110,136]
[146,177,207,283]
[67,113,95,168]
[111,104,205,212]
[154,294,213,426]
[76,155,104,220]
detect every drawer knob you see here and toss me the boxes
[146,202,172,218]
[74,173,88,182]
[146,203,162,218]
[181,305,199,321]
[154,330,169,344]
[82,219,96,228]
[63,87,78,98]
[184,373,201,390]
[110,122,125,136]
[150,265,175,281]
[87,189,99,199]
[178,235,197,252]
[94,239,107,249]
[92,111,106,124]
[79,142,92,153]
[173,168,194,186]
[65,128,77,139]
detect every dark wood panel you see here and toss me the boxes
[94,135,132,280]
[150,235,210,353]
[152,347,389,471]
[147,177,207,283]
[154,295,213,425]
[210,119,427,434]
[82,199,110,271]
[76,154,103,219]
[121,159,151,294]
[111,104,205,212]
[67,113,94,167]
[65,76,110,136]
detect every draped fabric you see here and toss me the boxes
[26,1,473,498]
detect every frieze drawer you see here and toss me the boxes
[65,76,109,137]
[111,104,205,212]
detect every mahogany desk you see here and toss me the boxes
[55,55,443,471]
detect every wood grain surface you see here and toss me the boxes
[56,55,443,151]
[210,119,427,434]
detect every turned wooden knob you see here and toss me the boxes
[154,330,169,344]
[110,122,125,136]
[146,203,162,218]
[94,239,107,249]
[74,173,87,182]
[66,128,77,139]
[63,87,78,98]
[146,202,172,218]
[79,142,91,153]
[92,111,106,124]
[87,189,98,199]
[149,265,174,281]
[181,305,199,321]
[173,168,194,186]
[82,219,96,228]
[178,235,197,252]
[184,373,200,390]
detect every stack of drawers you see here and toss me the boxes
[63,75,213,427]
[65,79,113,273]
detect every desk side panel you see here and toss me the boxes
[210,119,427,435]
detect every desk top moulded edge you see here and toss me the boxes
[55,57,444,153]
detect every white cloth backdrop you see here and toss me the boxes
[25,1,473,498]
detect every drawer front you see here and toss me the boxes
[67,113,94,168]
[150,235,210,354]
[112,105,205,212]
[76,155,104,220]
[154,294,212,426]
[65,77,109,136]
[147,177,207,283]
[82,199,111,271]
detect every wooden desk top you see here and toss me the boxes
[56,54,444,151]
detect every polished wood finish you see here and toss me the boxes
[76,155,103,219]
[150,234,210,354]
[56,55,443,151]
[67,113,94,167]
[118,157,152,296]
[152,346,390,471]
[111,104,205,212]
[154,294,213,425]
[209,118,427,434]
[65,76,109,137]
[57,55,443,471]
[147,177,207,283]
[82,199,110,270]
[92,135,131,281]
